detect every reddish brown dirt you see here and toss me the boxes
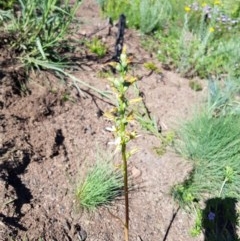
[0,1,207,240]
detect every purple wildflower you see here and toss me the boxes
[208,211,215,221]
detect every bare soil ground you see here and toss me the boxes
[0,1,207,240]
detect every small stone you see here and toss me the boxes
[131,166,142,179]
[21,203,31,213]
[74,224,87,241]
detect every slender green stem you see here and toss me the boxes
[219,178,227,197]
[122,142,129,241]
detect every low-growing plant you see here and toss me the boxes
[140,36,158,57]
[133,85,175,155]
[184,2,240,77]
[191,34,240,78]
[137,113,175,155]
[219,38,240,78]
[189,79,203,91]
[190,206,203,237]
[138,0,172,33]
[96,0,172,33]
[136,113,160,137]
[96,0,238,78]
[208,79,240,115]
[173,77,240,238]
[153,1,240,78]
[0,0,111,97]
[0,0,16,10]
[178,8,216,77]
[185,1,240,37]
[96,69,113,79]
[143,61,161,74]
[75,158,123,210]
[98,0,240,78]
[0,9,12,23]
[176,112,240,171]
[6,0,81,67]
[155,31,180,69]
[173,114,240,237]
[86,37,107,57]
[61,92,71,102]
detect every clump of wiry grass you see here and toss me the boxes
[208,79,240,116]
[96,0,172,33]
[173,79,240,238]
[76,160,123,211]
[174,110,240,205]
[176,112,240,162]
[0,0,110,97]
[6,0,81,67]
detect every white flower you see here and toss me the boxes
[105,126,116,132]
[108,137,121,146]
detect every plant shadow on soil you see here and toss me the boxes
[0,151,32,231]
[202,198,239,241]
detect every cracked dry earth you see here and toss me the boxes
[0,0,208,240]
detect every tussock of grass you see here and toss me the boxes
[97,0,171,33]
[173,80,240,237]
[208,80,240,115]
[76,160,123,210]
[7,0,81,62]
[175,112,240,203]
[176,112,240,162]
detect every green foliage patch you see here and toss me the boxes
[173,78,240,237]
[0,0,16,10]
[157,1,240,78]
[96,0,240,79]
[175,112,240,199]
[96,0,172,33]
[7,0,81,67]
[86,37,107,57]
[76,160,123,210]
[0,0,109,97]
